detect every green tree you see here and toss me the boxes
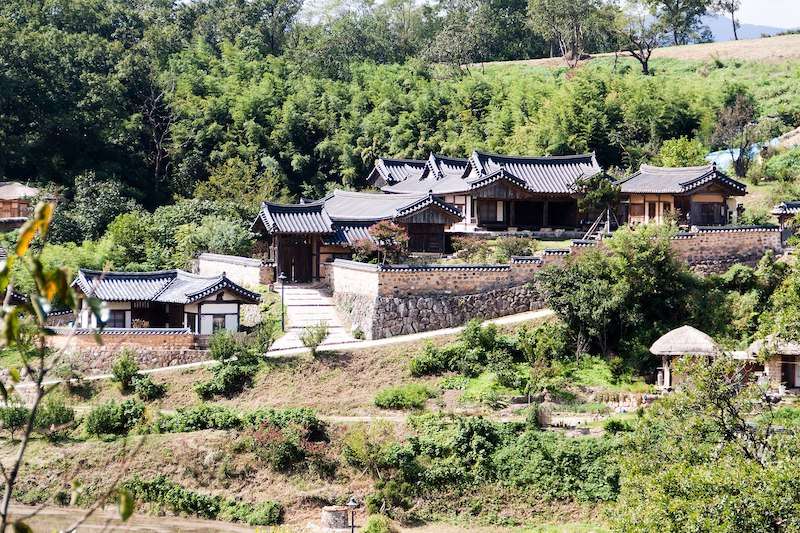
[527,0,603,67]
[614,0,667,75]
[653,136,708,166]
[646,0,712,45]
[614,355,800,531]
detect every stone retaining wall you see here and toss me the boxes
[49,330,208,374]
[327,225,782,339]
[329,259,544,339]
[670,226,782,273]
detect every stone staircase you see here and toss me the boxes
[269,284,356,351]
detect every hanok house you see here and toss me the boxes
[0,181,40,231]
[369,151,603,233]
[252,189,463,283]
[72,269,260,335]
[617,163,747,226]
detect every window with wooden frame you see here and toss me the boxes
[106,310,126,328]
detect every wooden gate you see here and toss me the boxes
[278,236,313,283]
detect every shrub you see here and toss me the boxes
[363,514,396,533]
[0,404,30,439]
[438,375,469,390]
[208,330,240,363]
[494,236,536,262]
[153,404,241,433]
[243,407,326,440]
[603,418,634,434]
[301,322,328,357]
[34,396,75,439]
[374,384,436,410]
[133,375,166,402]
[764,147,800,181]
[194,362,256,400]
[254,427,306,472]
[111,349,140,391]
[84,399,144,437]
[247,321,278,354]
[409,342,451,376]
[517,322,571,363]
[452,235,493,263]
[153,405,326,439]
[122,475,283,525]
[493,430,620,502]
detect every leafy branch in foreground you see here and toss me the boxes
[0,202,137,531]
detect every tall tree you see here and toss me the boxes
[528,0,602,68]
[614,0,667,75]
[646,0,712,45]
[711,85,758,177]
[713,0,741,40]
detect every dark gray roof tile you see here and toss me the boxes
[618,164,747,194]
[74,269,260,304]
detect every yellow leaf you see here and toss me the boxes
[15,220,36,257]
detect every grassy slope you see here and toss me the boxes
[7,315,614,531]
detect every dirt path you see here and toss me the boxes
[7,503,255,532]
[15,309,554,393]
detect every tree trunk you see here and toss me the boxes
[730,11,738,40]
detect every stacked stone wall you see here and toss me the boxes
[49,331,207,374]
[329,259,543,339]
[327,226,782,339]
[670,227,782,273]
[371,284,542,339]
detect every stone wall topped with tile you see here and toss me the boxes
[327,225,782,339]
[49,329,207,374]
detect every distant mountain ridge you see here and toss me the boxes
[704,14,790,42]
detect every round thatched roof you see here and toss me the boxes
[747,334,800,357]
[650,325,719,356]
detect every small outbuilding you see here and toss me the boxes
[617,164,746,226]
[747,335,800,390]
[72,269,261,335]
[650,325,720,389]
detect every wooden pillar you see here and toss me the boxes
[509,200,515,227]
[543,200,549,227]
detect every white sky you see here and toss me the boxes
[739,0,800,28]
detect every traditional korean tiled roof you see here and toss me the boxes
[468,151,602,194]
[369,157,427,185]
[380,151,600,195]
[73,269,260,304]
[772,201,800,216]
[618,164,747,195]
[326,222,373,245]
[256,200,333,234]
[254,190,462,241]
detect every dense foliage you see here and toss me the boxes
[343,414,621,520]
[123,475,283,526]
[613,355,800,531]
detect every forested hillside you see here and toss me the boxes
[3,0,800,255]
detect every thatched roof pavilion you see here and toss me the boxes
[650,325,720,356]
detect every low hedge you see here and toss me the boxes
[122,475,283,526]
[152,405,325,440]
[374,384,436,410]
